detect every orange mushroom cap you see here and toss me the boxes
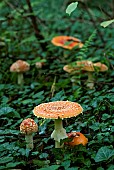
[66,132,88,146]
[33,101,83,119]
[63,60,108,73]
[76,60,95,72]
[10,60,30,73]
[20,118,38,135]
[93,62,108,72]
[63,64,76,73]
[51,36,83,50]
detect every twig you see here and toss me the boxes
[80,1,105,44]
[25,0,46,42]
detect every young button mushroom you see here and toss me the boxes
[10,60,30,85]
[20,118,38,149]
[51,36,83,50]
[65,132,88,146]
[33,101,83,148]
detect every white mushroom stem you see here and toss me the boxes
[18,72,24,85]
[51,118,67,148]
[86,72,94,89]
[25,134,33,149]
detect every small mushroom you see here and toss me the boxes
[20,118,38,149]
[35,62,45,69]
[65,132,88,146]
[51,36,83,50]
[10,60,30,85]
[33,101,83,148]
[63,60,108,89]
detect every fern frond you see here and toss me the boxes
[76,30,96,59]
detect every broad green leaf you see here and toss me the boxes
[0,157,13,164]
[66,2,78,15]
[100,19,114,28]
[37,165,60,170]
[6,162,24,168]
[39,153,48,159]
[67,168,78,170]
[0,107,14,115]
[94,146,114,162]
[107,165,114,170]
[0,17,6,21]
[0,106,20,118]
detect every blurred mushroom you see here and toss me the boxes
[63,64,76,73]
[35,62,45,69]
[10,60,30,85]
[20,118,38,149]
[33,101,83,148]
[63,60,108,89]
[65,132,88,146]
[51,36,83,50]
[93,62,108,71]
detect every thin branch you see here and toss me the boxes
[80,1,105,44]
[25,0,44,40]
[4,0,47,49]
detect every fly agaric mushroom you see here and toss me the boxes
[63,60,108,89]
[65,132,88,146]
[33,101,83,148]
[51,36,83,50]
[20,118,38,149]
[10,60,30,85]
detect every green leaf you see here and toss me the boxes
[101,113,111,120]
[0,106,14,115]
[94,146,114,162]
[39,153,48,159]
[107,165,114,170]
[37,165,60,170]
[66,2,78,15]
[20,35,36,44]
[61,160,71,169]
[100,19,114,28]
[0,157,13,164]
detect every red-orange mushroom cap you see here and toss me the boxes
[10,60,30,73]
[33,101,83,119]
[51,36,83,50]
[20,118,38,135]
[66,132,88,146]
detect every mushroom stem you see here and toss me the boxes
[86,72,94,89]
[18,73,24,85]
[51,118,67,148]
[25,134,33,149]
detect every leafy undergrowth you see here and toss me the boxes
[0,0,114,169]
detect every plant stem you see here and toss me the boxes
[18,73,24,85]
[25,134,33,149]
[51,118,67,148]
[86,72,94,89]
[26,0,47,50]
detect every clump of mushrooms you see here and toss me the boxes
[10,60,30,85]
[65,132,88,146]
[20,118,38,149]
[63,60,108,89]
[51,36,83,50]
[33,101,83,148]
